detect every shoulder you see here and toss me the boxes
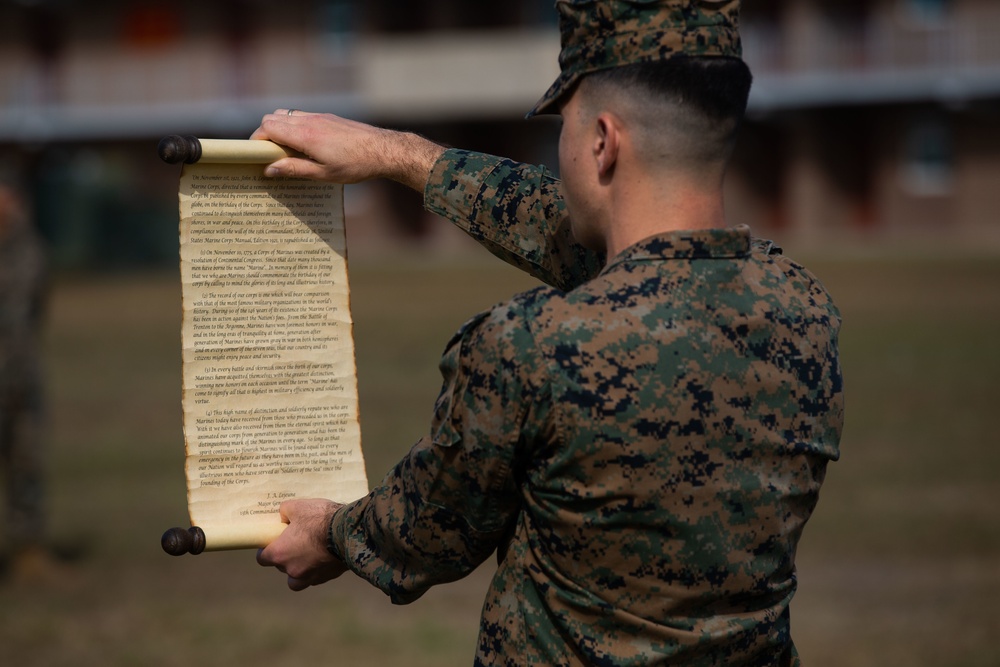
[748,237,840,316]
[431,285,563,446]
[446,284,563,356]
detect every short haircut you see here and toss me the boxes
[576,56,753,168]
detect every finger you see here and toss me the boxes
[251,113,300,140]
[287,575,312,592]
[257,546,287,570]
[263,157,328,180]
[278,498,300,523]
[269,109,319,122]
[251,113,303,141]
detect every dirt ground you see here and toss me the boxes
[1,251,997,666]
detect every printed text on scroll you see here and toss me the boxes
[179,162,367,551]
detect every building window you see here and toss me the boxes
[902,0,949,24]
[529,0,560,27]
[321,0,356,58]
[900,116,954,197]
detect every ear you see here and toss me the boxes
[593,113,620,178]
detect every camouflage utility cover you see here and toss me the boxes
[328,149,844,665]
[530,0,743,116]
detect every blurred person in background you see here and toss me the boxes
[0,164,53,583]
[254,0,844,664]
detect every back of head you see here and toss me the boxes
[530,1,751,177]
[577,56,753,171]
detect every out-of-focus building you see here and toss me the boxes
[1,0,998,266]
[736,0,1000,249]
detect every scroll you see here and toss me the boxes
[159,136,368,555]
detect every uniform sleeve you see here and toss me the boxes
[423,148,604,292]
[327,292,550,604]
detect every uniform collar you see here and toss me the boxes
[601,225,752,274]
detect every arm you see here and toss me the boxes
[250,109,444,191]
[251,111,603,290]
[329,298,549,603]
[257,294,548,600]
[424,149,604,291]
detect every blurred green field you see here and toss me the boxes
[1,247,998,666]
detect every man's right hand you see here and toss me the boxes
[250,110,446,191]
[256,498,348,592]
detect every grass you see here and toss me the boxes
[786,257,1000,666]
[0,249,998,666]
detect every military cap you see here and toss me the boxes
[528,0,742,116]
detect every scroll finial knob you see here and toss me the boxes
[157,135,203,164]
[161,526,207,556]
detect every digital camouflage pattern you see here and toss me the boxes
[328,148,844,666]
[0,193,48,550]
[425,149,604,290]
[530,0,743,116]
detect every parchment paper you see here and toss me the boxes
[177,142,368,551]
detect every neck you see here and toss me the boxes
[601,164,727,259]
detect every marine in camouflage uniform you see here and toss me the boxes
[0,179,48,562]
[330,153,843,664]
[257,1,844,664]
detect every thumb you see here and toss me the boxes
[263,157,327,181]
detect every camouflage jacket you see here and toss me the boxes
[0,215,47,387]
[329,149,844,666]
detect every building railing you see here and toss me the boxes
[2,14,1000,141]
[743,15,1000,76]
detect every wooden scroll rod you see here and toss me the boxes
[158,135,293,165]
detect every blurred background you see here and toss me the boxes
[0,0,998,665]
